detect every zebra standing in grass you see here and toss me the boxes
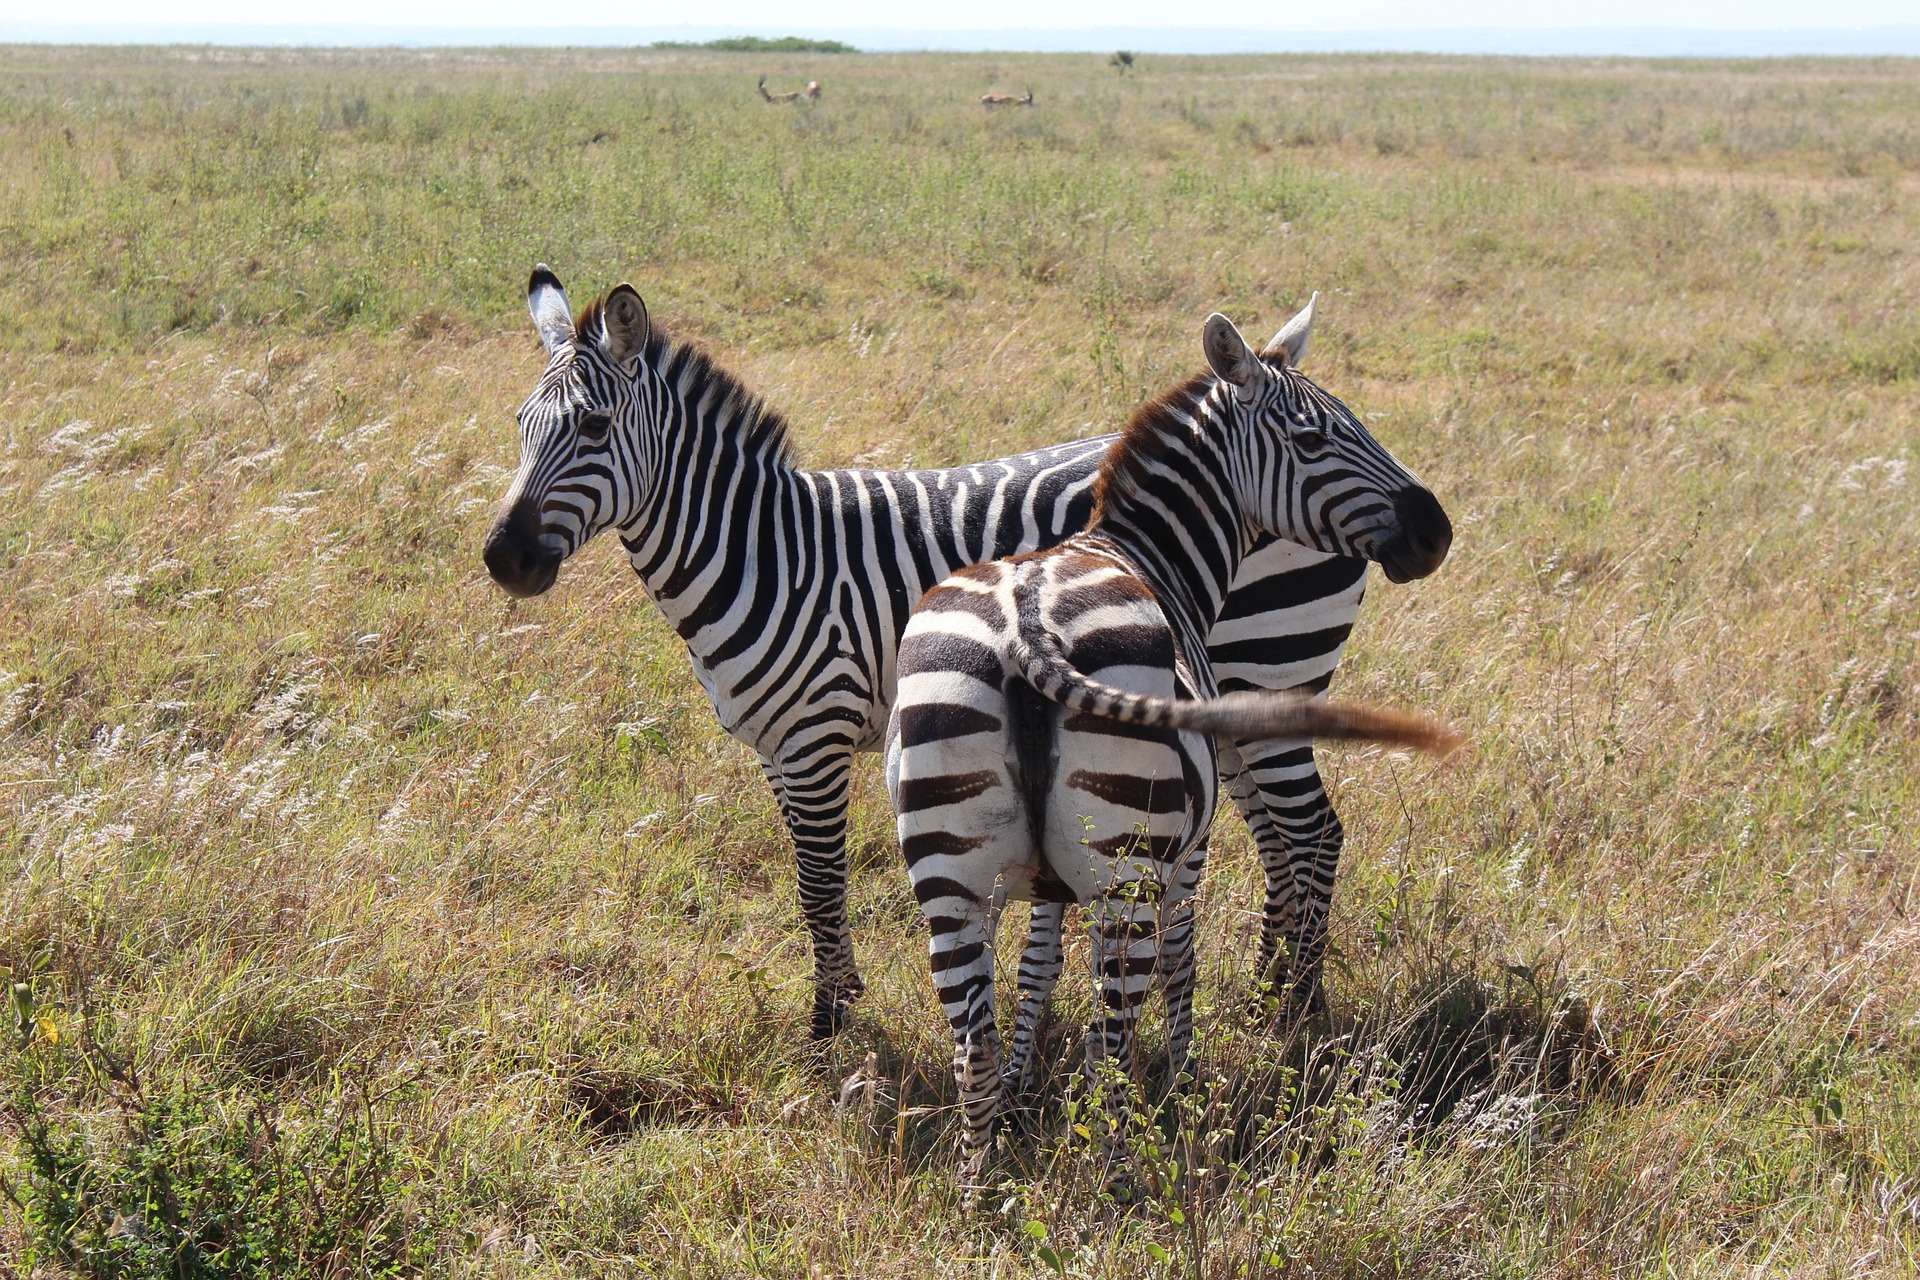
[886,311,1458,1183]
[482,267,1451,1039]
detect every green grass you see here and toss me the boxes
[1,44,1917,1277]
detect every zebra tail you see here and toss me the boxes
[1006,607,1461,756]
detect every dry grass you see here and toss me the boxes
[0,44,1917,1277]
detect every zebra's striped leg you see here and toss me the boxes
[1084,892,1159,1117]
[1157,895,1199,1084]
[1286,816,1343,1021]
[1154,838,1207,1085]
[929,908,1003,1187]
[1220,743,1307,989]
[1225,737,1342,1016]
[1077,892,1161,1196]
[1004,901,1067,1093]
[761,750,864,1039]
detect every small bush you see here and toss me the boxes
[11,1075,443,1277]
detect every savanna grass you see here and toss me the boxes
[1,43,1916,1277]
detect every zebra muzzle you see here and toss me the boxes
[1376,485,1453,583]
[483,504,565,598]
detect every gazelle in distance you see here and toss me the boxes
[981,87,1035,108]
[758,75,821,104]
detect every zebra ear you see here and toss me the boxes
[1263,291,1318,367]
[527,264,574,355]
[602,284,650,369]
[1203,313,1259,388]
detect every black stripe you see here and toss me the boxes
[1065,769,1187,813]
[896,703,1003,747]
[896,770,1000,812]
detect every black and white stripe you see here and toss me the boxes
[483,270,1451,1040]
[884,310,1454,1182]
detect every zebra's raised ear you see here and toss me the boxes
[601,284,650,369]
[1203,312,1259,388]
[1262,291,1318,367]
[528,264,574,355]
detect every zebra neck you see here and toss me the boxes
[1091,519,1240,668]
[1090,456,1243,649]
[616,369,814,649]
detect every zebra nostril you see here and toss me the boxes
[1393,487,1451,557]
[482,533,515,583]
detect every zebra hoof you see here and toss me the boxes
[1247,980,1327,1033]
[1243,980,1287,1021]
[808,976,869,1039]
[957,1148,1004,1201]
[809,997,847,1040]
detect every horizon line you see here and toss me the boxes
[9,22,1920,35]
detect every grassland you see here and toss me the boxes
[1,43,1917,1277]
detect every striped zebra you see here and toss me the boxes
[885,311,1457,1182]
[482,268,1452,1040]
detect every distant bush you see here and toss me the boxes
[652,36,858,53]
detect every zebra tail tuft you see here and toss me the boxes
[1173,689,1464,756]
[1007,589,1459,756]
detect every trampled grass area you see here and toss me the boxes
[1,44,1917,1277]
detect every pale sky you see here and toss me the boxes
[21,0,1920,30]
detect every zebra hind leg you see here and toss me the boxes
[930,909,1004,1190]
[1158,895,1199,1085]
[1084,891,1158,1194]
[1157,840,1208,1086]
[1004,901,1067,1099]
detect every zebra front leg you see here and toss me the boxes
[1004,901,1067,1095]
[761,750,864,1039]
[1285,791,1344,1022]
[1223,738,1338,1016]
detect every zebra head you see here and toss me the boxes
[1202,297,1451,582]
[483,265,653,598]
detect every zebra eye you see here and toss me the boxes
[1294,421,1327,450]
[577,412,612,441]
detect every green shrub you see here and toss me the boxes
[12,1076,442,1277]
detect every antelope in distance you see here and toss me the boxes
[758,75,821,103]
[980,87,1035,108]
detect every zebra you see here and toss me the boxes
[884,311,1458,1183]
[482,267,1452,1040]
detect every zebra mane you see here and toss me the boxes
[649,331,797,466]
[1090,353,1301,526]
[577,291,796,467]
[1087,368,1218,526]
